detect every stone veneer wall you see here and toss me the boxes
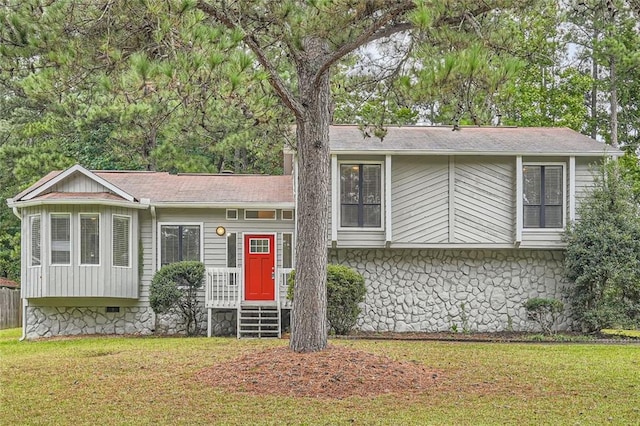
[25,305,237,339]
[330,248,572,333]
[155,309,235,336]
[25,306,155,339]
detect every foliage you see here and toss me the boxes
[564,160,640,332]
[149,261,205,336]
[288,265,366,335]
[523,298,564,335]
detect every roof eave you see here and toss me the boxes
[151,201,295,209]
[9,199,148,210]
[330,149,622,157]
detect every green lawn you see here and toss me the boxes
[1,328,638,425]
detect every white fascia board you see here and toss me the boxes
[10,199,148,210]
[151,202,295,209]
[330,150,622,157]
[22,164,135,202]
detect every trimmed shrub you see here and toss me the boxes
[150,261,205,336]
[288,264,366,335]
[523,298,564,335]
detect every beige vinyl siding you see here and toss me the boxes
[138,208,296,303]
[336,230,385,248]
[575,157,599,212]
[391,156,449,243]
[51,173,110,193]
[23,205,139,299]
[453,157,514,244]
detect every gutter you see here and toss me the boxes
[19,298,27,341]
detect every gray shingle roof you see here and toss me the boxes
[329,125,620,156]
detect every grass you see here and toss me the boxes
[1,328,639,425]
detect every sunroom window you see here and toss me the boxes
[51,214,71,265]
[160,224,201,266]
[80,214,100,265]
[30,215,41,267]
[113,215,130,267]
[340,164,382,228]
[523,165,564,228]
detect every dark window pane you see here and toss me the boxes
[283,233,293,269]
[362,165,381,204]
[30,216,41,266]
[182,226,200,261]
[113,216,130,267]
[161,225,179,265]
[51,215,70,264]
[227,233,236,267]
[80,214,100,265]
[341,205,359,227]
[545,206,563,228]
[363,205,381,227]
[340,165,360,204]
[523,166,541,205]
[524,206,541,228]
[544,166,563,205]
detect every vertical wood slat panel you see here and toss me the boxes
[0,288,22,330]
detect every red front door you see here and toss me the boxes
[244,234,275,301]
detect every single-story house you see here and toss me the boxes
[7,125,620,339]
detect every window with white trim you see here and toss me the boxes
[29,215,41,267]
[51,214,71,265]
[226,209,238,220]
[245,210,276,220]
[113,215,130,267]
[227,232,237,267]
[80,214,100,265]
[523,165,564,228]
[340,163,382,228]
[160,224,201,266]
[249,238,270,253]
[282,210,294,220]
[283,233,293,269]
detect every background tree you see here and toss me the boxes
[564,160,640,332]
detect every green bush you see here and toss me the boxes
[288,264,366,335]
[564,160,640,332]
[150,261,205,336]
[523,298,564,335]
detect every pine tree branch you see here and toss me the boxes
[195,1,304,119]
[313,3,416,86]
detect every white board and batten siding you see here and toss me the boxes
[50,173,109,194]
[22,205,139,299]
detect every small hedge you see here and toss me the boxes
[523,297,564,335]
[288,264,366,335]
[150,261,205,336]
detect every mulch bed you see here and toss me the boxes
[197,345,441,399]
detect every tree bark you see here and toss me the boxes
[290,36,331,352]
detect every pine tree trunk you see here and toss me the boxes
[290,37,330,353]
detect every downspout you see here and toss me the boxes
[10,204,28,341]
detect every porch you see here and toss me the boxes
[204,267,293,338]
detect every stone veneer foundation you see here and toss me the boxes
[330,248,572,333]
[25,305,237,339]
[25,306,155,339]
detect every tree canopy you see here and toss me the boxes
[1,1,640,350]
